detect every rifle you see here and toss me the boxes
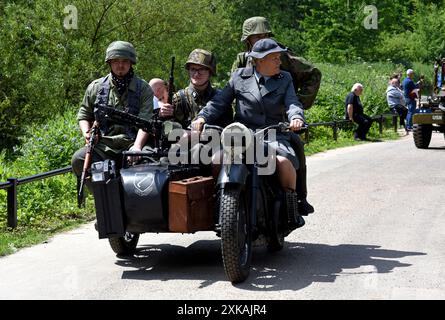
[168,56,175,104]
[78,122,99,208]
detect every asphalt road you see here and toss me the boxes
[1,132,444,300]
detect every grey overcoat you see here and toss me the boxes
[198,67,305,169]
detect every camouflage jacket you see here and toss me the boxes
[172,83,233,128]
[77,73,153,156]
[232,47,321,109]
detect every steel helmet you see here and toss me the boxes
[185,49,216,75]
[105,41,137,64]
[241,16,273,42]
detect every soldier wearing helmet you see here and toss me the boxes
[232,17,321,217]
[72,40,154,187]
[158,48,232,129]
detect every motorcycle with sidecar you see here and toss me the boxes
[89,106,305,283]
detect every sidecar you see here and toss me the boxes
[90,155,216,255]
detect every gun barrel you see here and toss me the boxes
[168,56,175,104]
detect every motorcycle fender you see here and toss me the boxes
[217,164,249,187]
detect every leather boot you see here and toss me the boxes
[285,190,305,229]
[297,198,315,216]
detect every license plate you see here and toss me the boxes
[432,115,443,121]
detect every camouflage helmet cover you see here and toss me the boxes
[105,41,137,64]
[185,49,216,75]
[241,16,273,42]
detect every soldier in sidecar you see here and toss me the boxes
[89,105,217,255]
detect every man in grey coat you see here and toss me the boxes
[192,38,306,229]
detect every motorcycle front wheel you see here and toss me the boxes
[220,187,252,284]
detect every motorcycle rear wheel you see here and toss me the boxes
[267,200,285,252]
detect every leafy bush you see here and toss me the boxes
[0,109,90,229]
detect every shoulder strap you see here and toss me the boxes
[124,78,143,139]
[178,89,192,127]
[94,75,111,135]
[94,75,111,106]
[126,78,142,116]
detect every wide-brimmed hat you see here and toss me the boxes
[247,38,286,59]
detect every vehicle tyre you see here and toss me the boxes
[108,232,139,256]
[220,188,252,283]
[413,124,432,149]
[267,200,284,252]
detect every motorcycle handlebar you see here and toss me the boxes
[255,122,308,136]
[203,124,224,132]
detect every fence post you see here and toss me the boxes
[333,121,338,141]
[379,115,383,135]
[7,178,18,229]
[393,114,398,132]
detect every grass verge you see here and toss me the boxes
[304,125,401,156]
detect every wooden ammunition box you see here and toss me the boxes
[168,176,215,232]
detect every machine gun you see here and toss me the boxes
[78,122,99,208]
[95,104,156,133]
[94,104,169,157]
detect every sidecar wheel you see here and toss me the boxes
[108,232,139,256]
[220,188,252,284]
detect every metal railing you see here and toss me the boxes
[0,113,400,229]
[303,113,399,144]
[0,167,72,229]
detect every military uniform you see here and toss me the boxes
[171,48,233,129]
[172,84,232,129]
[76,75,153,157]
[71,41,153,178]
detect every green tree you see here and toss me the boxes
[301,0,414,62]
[0,0,238,155]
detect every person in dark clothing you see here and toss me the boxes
[345,83,373,141]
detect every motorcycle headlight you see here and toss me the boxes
[221,122,253,158]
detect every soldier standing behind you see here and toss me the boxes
[232,16,320,216]
[71,41,153,187]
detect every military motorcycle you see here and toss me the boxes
[214,122,304,283]
[88,106,304,283]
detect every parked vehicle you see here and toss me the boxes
[412,59,445,148]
